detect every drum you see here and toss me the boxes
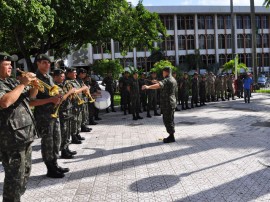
[94,90,111,110]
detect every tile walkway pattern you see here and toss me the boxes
[1,93,270,202]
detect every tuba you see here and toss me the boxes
[17,69,59,96]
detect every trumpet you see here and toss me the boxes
[81,81,95,103]
[66,82,85,105]
[51,96,63,118]
[17,69,59,96]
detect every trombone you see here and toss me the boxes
[17,69,59,96]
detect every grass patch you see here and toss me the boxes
[255,89,270,93]
[114,93,121,106]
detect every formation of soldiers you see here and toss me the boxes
[118,70,249,119]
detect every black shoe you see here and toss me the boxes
[112,109,116,112]
[137,116,143,119]
[196,104,200,107]
[95,117,102,121]
[186,107,191,109]
[61,149,74,159]
[56,165,70,173]
[76,133,85,141]
[106,109,110,113]
[191,105,194,108]
[71,135,82,144]
[45,162,65,178]
[154,113,161,116]
[163,135,175,143]
[147,113,152,118]
[67,147,77,155]
[89,121,98,125]
[182,107,186,110]
[133,116,138,121]
[81,125,91,132]
[175,108,180,111]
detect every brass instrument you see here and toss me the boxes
[17,69,59,96]
[51,96,63,118]
[81,81,95,103]
[66,82,85,105]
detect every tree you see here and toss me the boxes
[92,59,123,79]
[0,0,166,71]
[151,60,177,76]
[222,57,248,74]
[263,0,270,7]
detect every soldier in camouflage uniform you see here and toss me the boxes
[119,71,131,115]
[102,72,116,113]
[32,54,68,178]
[128,71,143,120]
[223,74,228,100]
[191,72,200,108]
[146,71,160,118]
[53,69,77,159]
[179,72,190,110]
[172,72,180,111]
[0,53,38,201]
[227,74,235,100]
[207,72,216,101]
[215,75,225,101]
[65,68,89,144]
[142,67,177,143]
[138,73,147,112]
[77,68,91,132]
[199,75,207,106]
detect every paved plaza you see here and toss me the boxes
[1,93,270,202]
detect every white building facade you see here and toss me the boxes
[68,6,270,72]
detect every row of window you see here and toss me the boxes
[237,34,269,48]
[160,15,270,30]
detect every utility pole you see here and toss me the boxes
[251,0,258,81]
[230,0,237,78]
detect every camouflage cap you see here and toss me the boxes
[53,69,65,76]
[36,54,51,63]
[66,67,77,73]
[0,53,17,62]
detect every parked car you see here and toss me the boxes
[257,77,270,88]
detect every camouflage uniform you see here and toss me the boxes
[138,77,147,111]
[179,77,190,109]
[223,76,228,100]
[129,77,141,119]
[199,78,206,105]
[0,78,36,202]
[227,76,235,100]
[207,73,216,101]
[191,76,199,108]
[65,79,83,137]
[146,75,159,116]
[215,76,224,101]
[76,78,89,127]
[122,77,131,115]
[34,70,61,165]
[159,75,177,135]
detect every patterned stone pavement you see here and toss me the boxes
[1,93,270,202]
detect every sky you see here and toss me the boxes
[130,0,266,6]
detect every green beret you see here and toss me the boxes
[0,53,17,62]
[78,68,87,74]
[66,67,77,73]
[36,54,51,63]
[53,69,65,76]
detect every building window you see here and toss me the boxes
[225,15,232,29]
[157,36,165,50]
[243,15,251,29]
[226,34,232,49]
[217,16,224,29]
[161,15,174,30]
[207,35,215,49]
[257,53,262,66]
[245,34,252,48]
[206,16,214,29]
[256,15,261,29]
[186,16,194,30]
[179,55,186,64]
[226,54,233,62]
[238,54,244,63]
[257,34,262,48]
[237,15,243,29]
[264,53,269,66]
[93,45,102,54]
[166,35,175,51]
[102,42,111,54]
[218,34,225,49]
[208,55,216,65]
[178,35,186,50]
[187,35,195,50]
[137,57,146,69]
[237,34,244,48]
[199,35,206,49]
[114,41,120,53]
[246,53,252,67]
[168,56,175,66]
[262,16,269,29]
[177,16,185,30]
[263,34,269,48]
[219,54,226,65]
[201,55,207,66]
[198,15,205,30]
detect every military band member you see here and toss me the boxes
[102,72,116,113]
[215,75,225,101]
[128,71,143,120]
[0,53,38,201]
[65,68,89,144]
[227,74,235,100]
[120,71,131,115]
[172,72,180,111]
[199,75,207,106]
[180,72,190,110]
[90,78,102,121]
[31,54,67,178]
[207,72,216,102]
[77,68,91,132]
[191,72,200,108]
[142,67,177,143]
[53,69,77,159]
[138,73,147,112]
[146,71,160,118]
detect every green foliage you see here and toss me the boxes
[222,57,248,74]
[92,59,123,79]
[0,0,165,71]
[263,0,270,7]
[151,60,178,76]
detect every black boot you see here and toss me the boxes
[136,113,143,119]
[89,120,98,125]
[106,108,110,113]
[147,111,152,118]
[81,125,91,132]
[95,117,102,121]
[163,134,175,143]
[133,114,138,121]
[112,108,116,112]
[61,149,74,159]
[71,135,82,144]
[67,146,77,155]
[76,133,85,141]
[53,160,70,174]
[154,111,161,116]
[45,162,65,178]
[175,107,180,111]
[124,110,127,115]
